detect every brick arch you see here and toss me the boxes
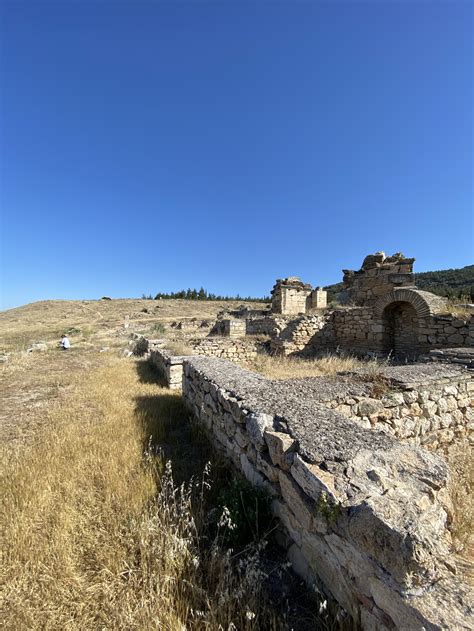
[373,289,446,318]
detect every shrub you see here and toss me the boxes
[151,322,166,335]
[216,476,274,547]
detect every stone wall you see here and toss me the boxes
[244,314,290,337]
[182,357,472,629]
[342,252,416,306]
[149,348,188,389]
[211,319,246,338]
[303,364,474,450]
[190,337,261,363]
[271,277,312,315]
[270,313,333,356]
[269,307,474,359]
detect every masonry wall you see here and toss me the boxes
[182,357,472,630]
[317,367,474,450]
[270,309,474,358]
[191,337,261,363]
[149,348,187,389]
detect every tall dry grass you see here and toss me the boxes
[248,352,382,380]
[0,358,289,630]
[445,440,474,558]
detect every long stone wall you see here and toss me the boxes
[269,309,473,359]
[182,357,472,630]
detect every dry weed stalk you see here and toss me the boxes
[0,358,284,630]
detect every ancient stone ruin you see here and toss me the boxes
[271,277,327,314]
[144,250,473,629]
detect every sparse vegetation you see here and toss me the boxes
[150,321,167,335]
[248,352,379,380]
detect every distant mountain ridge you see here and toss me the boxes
[325,264,474,301]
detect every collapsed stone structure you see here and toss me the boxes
[342,251,416,305]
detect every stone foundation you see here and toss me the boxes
[149,348,189,389]
[182,357,473,630]
[296,364,473,450]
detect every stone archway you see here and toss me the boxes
[381,301,419,358]
[373,288,446,359]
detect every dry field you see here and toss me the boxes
[0,300,331,630]
[0,298,268,352]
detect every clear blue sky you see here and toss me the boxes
[1,1,472,310]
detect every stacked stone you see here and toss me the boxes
[317,365,474,449]
[342,252,415,306]
[271,277,313,315]
[149,348,188,389]
[221,319,246,338]
[418,314,473,348]
[271,314,334,356]
[190,337,260,363]
[244,314,291,337]
[182,357,471,630]
[423,347,474,369]
[332,308,376,350]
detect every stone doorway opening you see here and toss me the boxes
[382,301,419,359]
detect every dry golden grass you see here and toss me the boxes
[0,299,267,352]
[445,440,474,562]
[443,302,474,318]
[0,357,290,630]
[248,352,380,380]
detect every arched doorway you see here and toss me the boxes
[382,301,419,359]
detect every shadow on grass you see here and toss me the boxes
[132,362,337,631]
[134,358,168,386]
[134,360,228,487]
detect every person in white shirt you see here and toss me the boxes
[60,334,71,350]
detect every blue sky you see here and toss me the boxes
[1,0,472,310]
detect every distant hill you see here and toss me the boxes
[325,264,474,302]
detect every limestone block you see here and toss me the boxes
[357,398,384,417]
[240,453,265,488]
[291,454,341,503]
[246,412,274,449]
[302,531,360,619]
[264,430,297,470]
[255,452,279,482]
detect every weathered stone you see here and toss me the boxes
[246,412,273,449]
[264,430,297,470]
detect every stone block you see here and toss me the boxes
[291,454,341,503]
[264,430,297,470]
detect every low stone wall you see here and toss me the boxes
[149,348,188,389]
[316,365,473,450]
[270,313,333,356]
[422,347,474,369]
[190,337,261,363]
[245,314,290,337]
[182,357,472,629]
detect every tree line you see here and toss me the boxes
[142,288,270,302]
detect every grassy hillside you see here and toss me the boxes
[0,298,267,352]
[325,264,474,301]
